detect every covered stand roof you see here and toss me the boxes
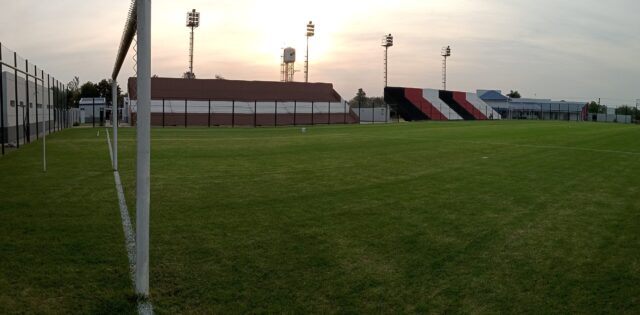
[128,77,342,102]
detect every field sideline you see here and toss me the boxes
[1,121,639,314]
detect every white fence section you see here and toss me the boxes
[130,100,351,114]
[353,106,391,123]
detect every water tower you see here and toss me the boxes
[281,47,296,82]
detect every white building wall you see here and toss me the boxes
[130,99,351,114]
[2,71,56,141]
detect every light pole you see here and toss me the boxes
[441,46,451,90]
[305,21,315,83]
[184,9,200,79]
[382,34,393,87]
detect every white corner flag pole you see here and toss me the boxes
[136,0,151,297]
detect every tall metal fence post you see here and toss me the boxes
[47,75,50,134]
[57,81,60,130]
[386,104,389,123]
[274,100,278,127]
[343,101,347,124]
[56,80,60,130]
[293,101,297,126]
[184,99,187,128]
[13,52,19,148]
[43,71,47,172]
[231,100,235,127]
[328,101,331,125]
[358,101,361,124]
[92,97,95,128]
[311,101,314,125]
[64,84,71,128]
[112,80,118,171]
[162,98,165,128]
[34,65,38,139]
[25,60,30,143]
[0,45,4,155]
[371,104,375,124]
[59,82,62,130]
[64,86,68,129]
[254,100,257,127]
[64,84,68,129]
[208,99,211,128]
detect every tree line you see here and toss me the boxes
[348,88,385,108]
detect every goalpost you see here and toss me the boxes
[112,0,151,297]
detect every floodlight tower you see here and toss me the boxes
[382,34,394,87]
[305,21,315,83]
[441,45,451,90]
[184,9,200,79]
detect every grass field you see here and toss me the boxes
[1,121,639,314]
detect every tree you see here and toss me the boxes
[507,90,521,98]
[615,105,634,115]
[95,79,122,105]
[349,88,368,107]
[369,97,385,107]
[67,76,81,107]
[79,79,122,105]
[587,101,606,114]
[80,81,99,98]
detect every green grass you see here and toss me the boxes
[1,121,639,314]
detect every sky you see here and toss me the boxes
[1,0,638,106]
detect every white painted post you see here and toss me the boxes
[136,0,151,297]
[112,80,118,171]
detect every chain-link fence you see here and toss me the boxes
[0,42,77,155]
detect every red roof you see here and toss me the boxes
[128,77,342,102]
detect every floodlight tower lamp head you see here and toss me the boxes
[382,34,394,47]
[186,9,200,28]
[306,21,315,37]
[442,45,451,57]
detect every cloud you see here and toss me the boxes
[1,0,638,105]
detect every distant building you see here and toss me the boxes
[478,90,587,121]
[79,97,107,124]
[127,77,358,127]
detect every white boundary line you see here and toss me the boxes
[106,129,154,315]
